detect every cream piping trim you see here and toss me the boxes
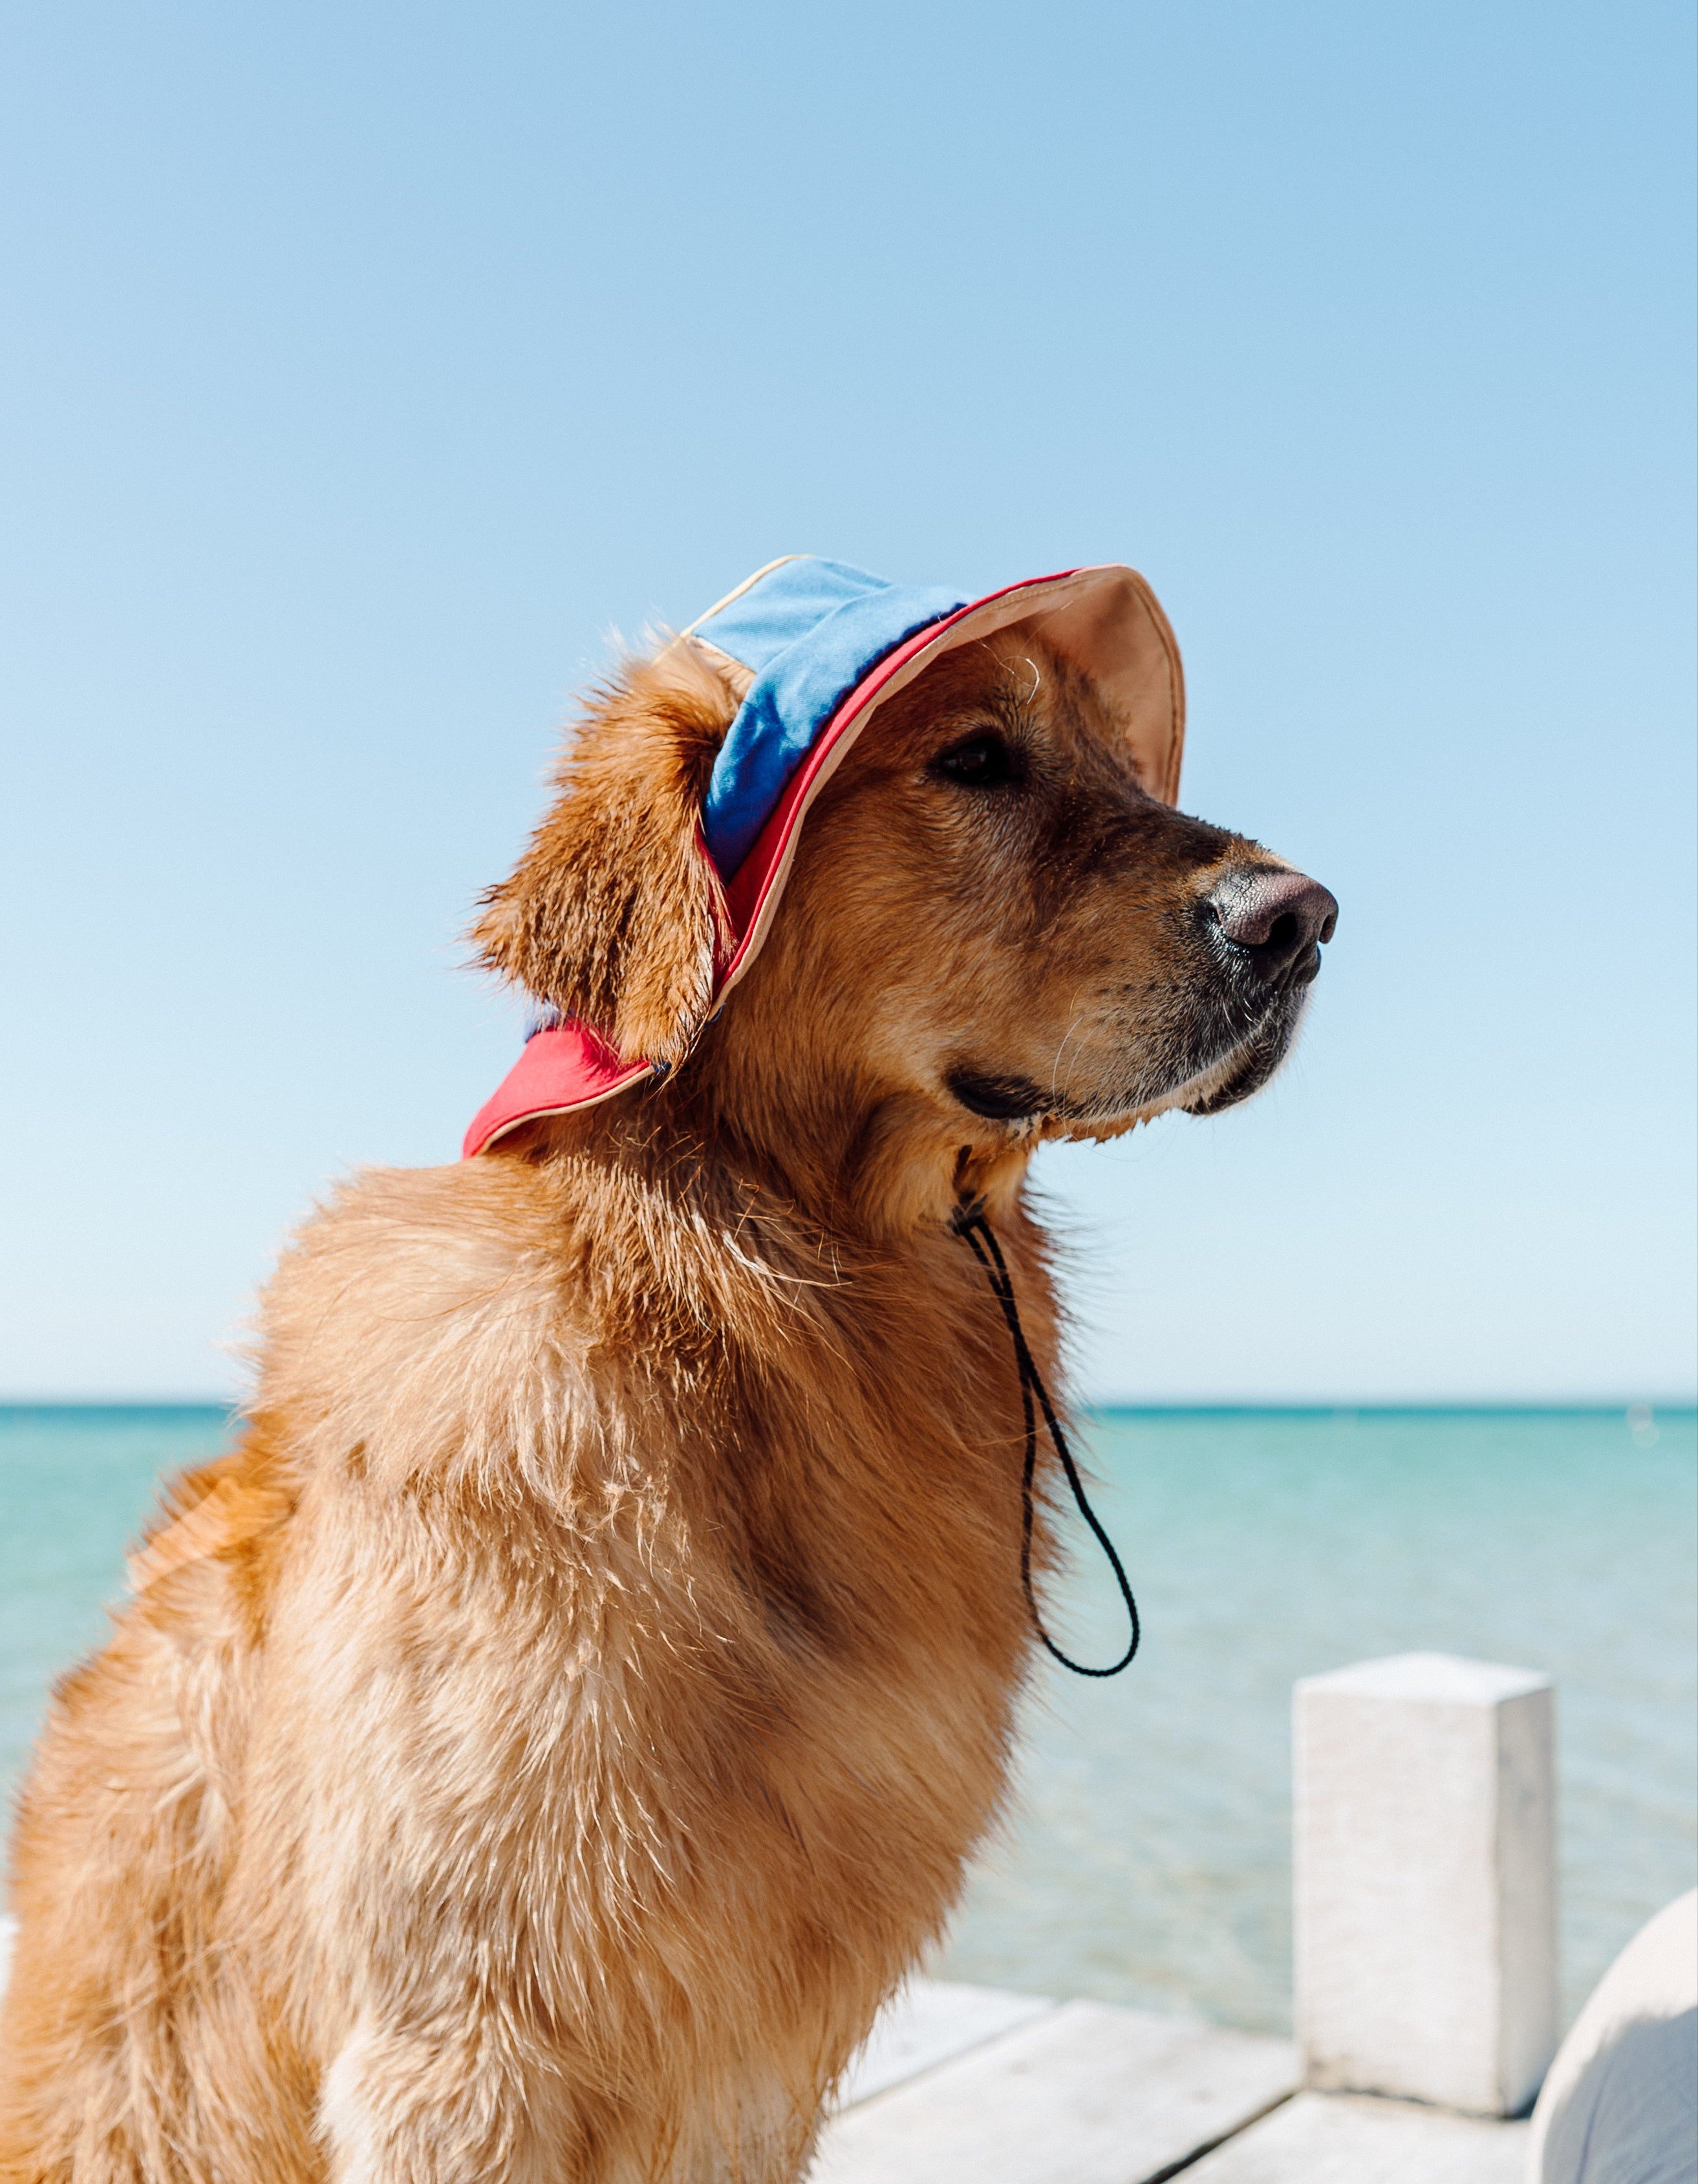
[678,555,809,642]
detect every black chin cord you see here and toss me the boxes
[952,1202,1141,1678]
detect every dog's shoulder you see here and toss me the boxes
[264,1156,563,1334]
[253,1156,590,1492]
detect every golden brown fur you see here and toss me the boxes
[1,623,1322,2180]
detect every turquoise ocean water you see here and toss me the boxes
[3,1404,1693,2034]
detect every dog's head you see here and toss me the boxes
[473,615,1335,1222]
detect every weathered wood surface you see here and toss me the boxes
[817,1987,1300,2184]
[835,1979,1057,2106]
[1181,2089,1531,2182]
[817,1978,1534,2182]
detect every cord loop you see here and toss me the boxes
[952,1200,1141,1678]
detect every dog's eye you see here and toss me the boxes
[932,733,1020,788]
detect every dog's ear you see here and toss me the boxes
[470,640,742,1067]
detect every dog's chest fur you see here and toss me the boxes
[231,1148,1048,2094]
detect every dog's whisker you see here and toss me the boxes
[1048,1011,1087,1097]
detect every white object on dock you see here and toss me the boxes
[1294,1650,1558,2118]
[1527,1888,1697,2184]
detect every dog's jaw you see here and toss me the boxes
[941,978,1315,1151]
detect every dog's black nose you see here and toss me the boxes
[1204,867,1338,985]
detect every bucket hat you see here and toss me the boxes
[464,555,1184,1156]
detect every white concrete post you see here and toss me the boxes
[1293,1651,1558,2117]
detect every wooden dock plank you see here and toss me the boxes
[815,1998,1299,2184]
[1179,2089,1530,2183]
[837,1980,1057,2106]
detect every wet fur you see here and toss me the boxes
[1,629,1312,2180]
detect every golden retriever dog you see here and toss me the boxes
[0,563,1335,2181]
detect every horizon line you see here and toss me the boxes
[2,1395,1693,1416]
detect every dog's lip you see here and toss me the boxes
[945,1066,1064,1122]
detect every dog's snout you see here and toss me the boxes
[1203,868,1338,985]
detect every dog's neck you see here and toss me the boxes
[522,1065,1038,1248]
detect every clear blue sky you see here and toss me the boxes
[3,1,1693,1401]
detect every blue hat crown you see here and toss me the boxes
[693,557,965,876]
